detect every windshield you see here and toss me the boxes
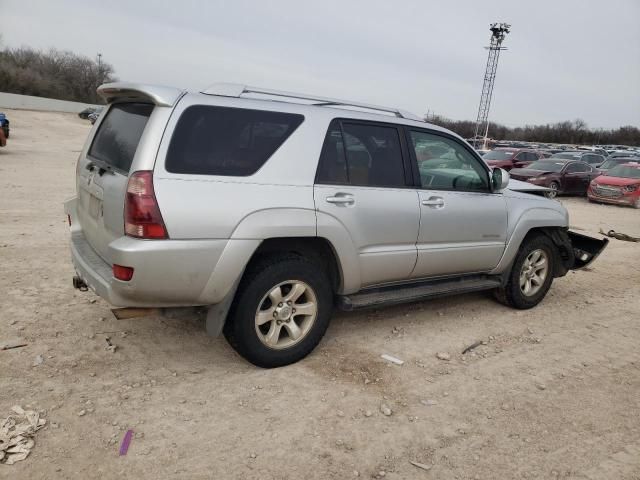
[553,152,581,160]
[483,150,515,160]
[607,165,640,179]
[600,158,634,169]
[525,160,566,172]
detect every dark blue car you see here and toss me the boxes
[0,113,9,140]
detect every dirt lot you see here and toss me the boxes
[1,109,639,480]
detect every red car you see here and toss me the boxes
[510,159,600,199]
[482,148,544,170]
[588,163,640,208]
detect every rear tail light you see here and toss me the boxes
[124,171,168,239]
[113,264,134,281]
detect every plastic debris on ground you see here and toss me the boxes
[380,354,404,365]
[0,406,46,465]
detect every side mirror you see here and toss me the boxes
[492,168,510,192]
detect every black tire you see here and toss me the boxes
[544,181,559,199]
[494,234,557,309]
[224,254,333,368]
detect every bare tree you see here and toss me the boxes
[425,113,639,147]
[0,46,117,104]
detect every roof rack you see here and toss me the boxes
[201,83,422,121]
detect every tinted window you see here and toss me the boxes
[316,125,348,184]
[410,130,489,191]
[89,103,154,172]
[316,121,406,188]
[166,105,304,176]
[526,152,540,161]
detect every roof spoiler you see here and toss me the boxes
[97,82,185,107]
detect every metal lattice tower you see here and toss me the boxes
[474,23,510,147]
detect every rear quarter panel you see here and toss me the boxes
[152,93,329,240]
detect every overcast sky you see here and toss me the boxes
[1,0,639,128]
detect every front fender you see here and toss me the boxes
[491,207,568,274]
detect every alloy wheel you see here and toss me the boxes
[254,280,318,350]
[519,249,549,296]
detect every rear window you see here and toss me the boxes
[527,160,566,172]
[89,103,154,172]
[483,150,514,160]
[165,105,304,176]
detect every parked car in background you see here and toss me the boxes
[64,81,607,367]
[609,151,640,159]
[78,106,103,120]
[588,163,640,208]
[482,148,543,170]
[597,157,640,174]
[510,159,600,199]
[0,112,10,141]
[577,147,609,157]
[552,151,606,168]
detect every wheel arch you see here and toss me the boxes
[246,237,343,294]
[491,207,569,275]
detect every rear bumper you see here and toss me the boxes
[64,196,260,308]
[69,228,260,308]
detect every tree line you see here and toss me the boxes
[426,114,640,147]
[0,45,116,104]
[0,44,637,146]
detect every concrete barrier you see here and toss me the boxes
[0,92,98,113]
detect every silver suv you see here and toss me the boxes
[65,82,607,367]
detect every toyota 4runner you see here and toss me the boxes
[64,82,607,367]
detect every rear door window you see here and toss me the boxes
[89,103,154,173]
[316,120,407,188]
[166,105,304,176]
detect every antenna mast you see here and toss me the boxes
[474,22,510,149]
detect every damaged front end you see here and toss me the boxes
[546,228,608,276]
[567,230,609,269]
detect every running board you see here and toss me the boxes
[336,275,502,311]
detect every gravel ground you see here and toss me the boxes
[1,109,639,480]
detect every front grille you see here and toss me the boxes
[593,185,622,198]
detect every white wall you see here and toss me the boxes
[0,92,98,113]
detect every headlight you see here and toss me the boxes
[623,184,639,192]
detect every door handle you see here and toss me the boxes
[422,197,445,208]
[326,194,355,206]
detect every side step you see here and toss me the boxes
[337,275,502,311]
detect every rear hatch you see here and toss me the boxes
[76,103,154,263]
